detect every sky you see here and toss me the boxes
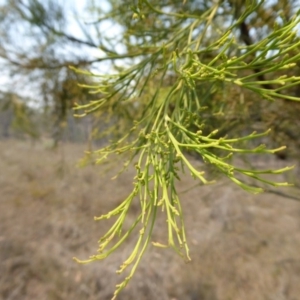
[0,0,123,106]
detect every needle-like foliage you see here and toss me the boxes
[72,1,300,298]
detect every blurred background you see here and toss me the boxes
[1,1,300,299]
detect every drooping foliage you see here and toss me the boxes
[71,1,300,299]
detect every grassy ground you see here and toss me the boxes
[1,139,300,300]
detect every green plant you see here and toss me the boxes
[72,1,300,299]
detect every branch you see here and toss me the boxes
[17,0,99,49]
[0,52,150,70]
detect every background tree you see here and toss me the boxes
[0,0,111,144]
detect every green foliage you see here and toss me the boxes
[0,93,39,139]
[73,1,300,298]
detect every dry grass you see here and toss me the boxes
[1,139,300,300]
